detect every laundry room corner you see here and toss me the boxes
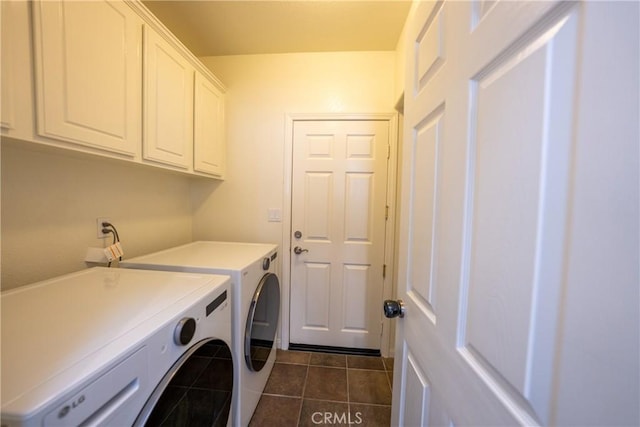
[189,51,397,352]
[1,141,194,290]
[190,51,396,243]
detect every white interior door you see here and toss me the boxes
[392,1,639,426]
[290,120,390,350]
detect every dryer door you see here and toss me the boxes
[134,339,233,426]
[245,273,280,372]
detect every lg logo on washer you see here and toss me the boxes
[57,394,85,419]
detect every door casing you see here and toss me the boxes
[281,113,399,356]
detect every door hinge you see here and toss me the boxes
[387,144,391,159]
[385,205,389,220]
[383,264,387,279]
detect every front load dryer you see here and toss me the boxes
[1,267,234,427]
[121,241,280,426]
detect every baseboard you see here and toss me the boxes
[288,343,381,357]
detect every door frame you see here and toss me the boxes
[281,112,399,356]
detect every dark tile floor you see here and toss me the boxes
[249,349,394,427]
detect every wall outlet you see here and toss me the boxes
[97,217,111,238]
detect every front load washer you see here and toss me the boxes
[1,267,234,427]
[121,241,280,426]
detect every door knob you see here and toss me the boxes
[383,299,405,318]
[293,246,309,255]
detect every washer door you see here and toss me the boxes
[245,273,280,372]
[134,339,233,426]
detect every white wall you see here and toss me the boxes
[1,51,398,290]
[393,2,412,104]
[191,51,396,249]
[1,140,194,290]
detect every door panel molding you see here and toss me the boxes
[406,103,445,325]
[457,7,578,424]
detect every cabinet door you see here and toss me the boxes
[194,72,225,177]
[143,27,194,169]
[32,0,141,156]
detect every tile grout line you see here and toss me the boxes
[346,360,351,419]
[348,367,387,372]
[383,359,393,393]
[295,357,310,426]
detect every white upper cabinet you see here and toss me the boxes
[143,27,194,169]
[194,71,225,177]
[31,0,142,157]
[2,0,226,179]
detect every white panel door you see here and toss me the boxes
[143,27,194,169]
[290,120,390,350]
[194,71,225,177]
[32,0,141,155]
[393,1,639,426]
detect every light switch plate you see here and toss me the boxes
[267,208,281,222]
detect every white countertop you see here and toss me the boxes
[121,241,277,271]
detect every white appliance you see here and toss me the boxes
[121,241,280,426]
[1,267,234,427]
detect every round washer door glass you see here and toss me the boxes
[135,339,233,426]
[245,273,280,372]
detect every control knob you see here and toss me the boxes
[174,317,196,346]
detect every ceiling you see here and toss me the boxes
[141,1,412,57]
